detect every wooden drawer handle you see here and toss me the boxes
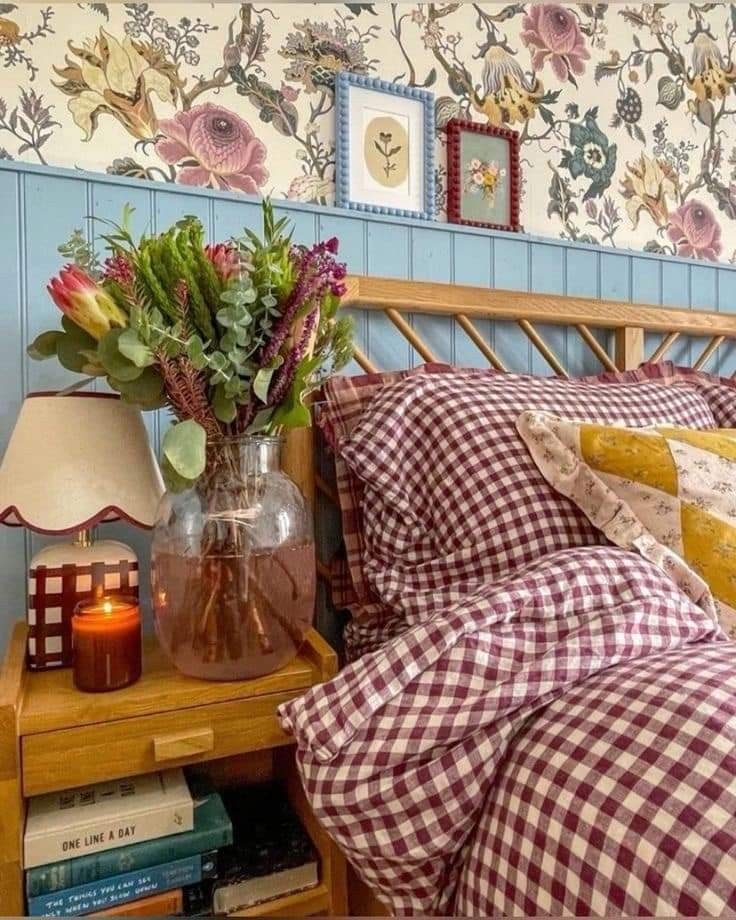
[153,727,214,762]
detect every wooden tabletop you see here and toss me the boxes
[19,632,324,736]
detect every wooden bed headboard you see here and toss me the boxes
[282,272,736,509]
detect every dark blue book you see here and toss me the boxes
[27,851,217,917]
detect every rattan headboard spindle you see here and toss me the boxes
[282,273,736,509]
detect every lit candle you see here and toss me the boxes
[72,594,141,692]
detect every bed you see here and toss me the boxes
[279,276,736,917]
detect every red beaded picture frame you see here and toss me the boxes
[446,119,521,233]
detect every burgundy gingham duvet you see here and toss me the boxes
[280,547,736,915]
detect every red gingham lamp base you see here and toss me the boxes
[27,539,139,670]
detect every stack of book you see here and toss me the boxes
[24,769,232,917]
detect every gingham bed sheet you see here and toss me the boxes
[279,546,735,916]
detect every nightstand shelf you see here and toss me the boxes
[0,622,347,917]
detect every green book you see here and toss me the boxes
[25,785,232,898]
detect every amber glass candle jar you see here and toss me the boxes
[72,595,141,692]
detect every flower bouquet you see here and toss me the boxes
[29,201,352,678]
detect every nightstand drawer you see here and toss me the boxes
[21,691,297,796]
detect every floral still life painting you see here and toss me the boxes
[465,157,506,208]
[447,119,520,231]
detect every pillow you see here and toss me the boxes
[319,363,453,598]
[617,360,736,427]
[517,411,736,637]
[338,368,717,628]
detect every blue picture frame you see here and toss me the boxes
[335,72,435,221]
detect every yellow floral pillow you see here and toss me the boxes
[517,411,736,637]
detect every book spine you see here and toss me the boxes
[26,817,230,895]
[27,854,204,917]
[24,800,194,869]
[91,888,184,916]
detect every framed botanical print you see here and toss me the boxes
[446,119,521,232]
[335,72,435,220]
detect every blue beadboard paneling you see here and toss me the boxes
[213,197,262,241]
[717,268,736,375]
[364,223,410,373]
[0,171,24,650]
[275,205,316,247]
[452,234,492,368]
[411,228,453,367]
[530,243,566,377]
[2,160,736,650]
[366,222,409,279]
[493,237,531,373]
[632,256,663,364]
[564,248,605,374]
[154,188,212,237]
[600,252,631,303]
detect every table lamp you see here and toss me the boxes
[0,392,164,670]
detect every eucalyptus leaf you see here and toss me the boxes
[78,349,107,376]
[224,374,245,398]
[57,326,98,374]
[162,419,206,480]
[109,367,166,410]
[98,329,145,382]
[216,306,237,328]
[247,407,276,433]
[160,455,198,494]
[213,384,237,423]
[118,328,155,368]
[253,367,274,403]
[27,330,63,361]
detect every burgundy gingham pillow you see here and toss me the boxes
[631,360,736,425]
[318,363,455,615]
[340,368,717,626]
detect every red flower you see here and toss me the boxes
[521,5,590,82]
[155,103,269,193]
[667,200,722,261]
[205,243,243,282]
[47,264,127,340]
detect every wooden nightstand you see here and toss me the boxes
[0,622,347,917]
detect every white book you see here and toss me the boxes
[24,769,193,869]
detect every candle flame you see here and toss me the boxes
[103,601,113,616]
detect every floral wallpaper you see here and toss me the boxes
[2,3,736,262]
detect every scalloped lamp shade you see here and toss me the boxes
[0,393,164,533]
[0,393,164,671]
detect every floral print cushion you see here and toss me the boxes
[517,410,736,638]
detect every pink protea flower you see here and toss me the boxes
[155,103,269,193]
[521,5,590,82]
[205,243,243,282]
[47,264,128,340]
[667,200,722,261]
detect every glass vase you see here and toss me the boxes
[152,436,315,680]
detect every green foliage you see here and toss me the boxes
[56,319,101,375]
[58,229,99,277]
[98,328,145,381]
[27,329,62,360]
[162,420,207,486]
[109,367,166,410]
[30,197,354,491]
